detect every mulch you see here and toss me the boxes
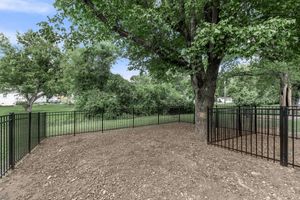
[0,123,300,200]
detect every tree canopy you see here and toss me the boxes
[0,29,62,111]
[61,42,118,94]
[49,0,300,138]
[62,43,193,116]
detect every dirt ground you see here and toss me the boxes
[0,123,300,200]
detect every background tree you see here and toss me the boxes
[61,42,119,115]
[54,0,297,139]
[75,74,134,117]
[106,74,134,108]
[221,59,300,106]
[225,72,279,106]
[132,73,193,111]
[0,30,62,112]
[62,42,117,94]
[255,61,300,107]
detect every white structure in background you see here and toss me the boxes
[48,96,60,103]
[60,95,75,104]
[0,92,19,106]
[216,97,233,104]
[0,92,48,106]
[33,96,48,103]
[216,80,233,104]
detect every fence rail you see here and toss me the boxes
[2,105,298,178]
[208,106,300,168]
[0,106,195,178]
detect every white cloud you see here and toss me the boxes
[0,0,55,14]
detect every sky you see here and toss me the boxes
[0,0,139,80]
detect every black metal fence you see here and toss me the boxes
[0,106,194,178]
[46,106,195,137]
[2,105,300,178]
[207,106,300,168]
[0,112,46,178]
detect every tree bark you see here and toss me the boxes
[192,59,221,141]
[280,73,292,107]
[23,102,33,112]
[190,1,222,141]
[24,103,32,112]
[23,92,44,112]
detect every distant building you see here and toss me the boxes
[34,96,48,104]
[0,92,51,106]
[216,97,233,104]
[60,95,74,104]
[0,92,20,106]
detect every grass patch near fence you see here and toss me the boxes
[46,113,194,137]
[214,109,300,136]
[0,104,74,116]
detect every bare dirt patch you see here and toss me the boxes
[0,123,300,200]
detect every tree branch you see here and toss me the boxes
[82,0,188,67]
[34,92,45,101]
[224,70,280,78]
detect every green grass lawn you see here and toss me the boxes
[46,113,194,136]
[215,111,300,135]
[0,104,75,116]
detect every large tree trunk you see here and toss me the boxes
[22,93,44,112]
[23,95,40,112]
[192,59,221,141]
[23,102,33,112]
[188,1,222,141]
[280,73,292,107]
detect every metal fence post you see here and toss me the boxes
[178,107,181,122]
[44,113,47,138]
[101,109,104,133]
[193,104,196,124]
[280,106,288,166]
[250,107,253,155]
[157,106,160,125]
[215,106,219,141]
[73,111,76,136]
[9,113,15,170]
[37,112,41,144]
[207,107,210,144]
[28,112,32,153]
[238,106,242,136]
[254,106,258,156]
[132,107,135,128]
